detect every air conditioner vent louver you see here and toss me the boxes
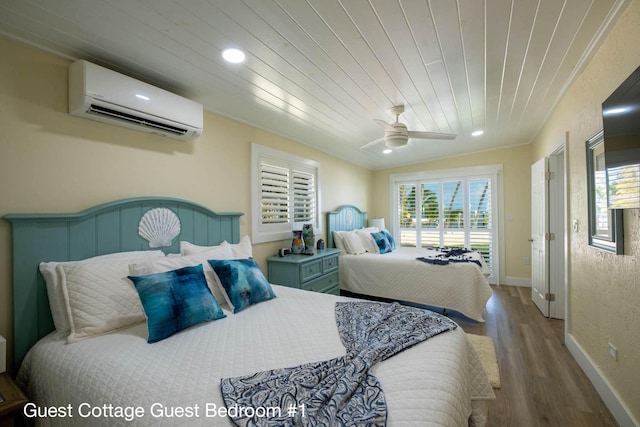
[69,60,203,140]
[87,104,187,135]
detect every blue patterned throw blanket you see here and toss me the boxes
[417,248,483,268]
[220,301,457,426]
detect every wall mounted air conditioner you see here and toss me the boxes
[69,60,203,140]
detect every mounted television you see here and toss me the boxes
[603,64,640,209]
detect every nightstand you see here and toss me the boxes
[0,373,28,427]
[267,248,341,295]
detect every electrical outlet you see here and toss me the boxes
[523,256,530,265]
[608,342,618,361]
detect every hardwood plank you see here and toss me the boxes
[451,285,618,426]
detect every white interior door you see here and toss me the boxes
[531,158,549,316]
[548,151,566,319]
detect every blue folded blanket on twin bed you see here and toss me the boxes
[220,301,457,426]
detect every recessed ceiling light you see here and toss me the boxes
[222,48,245,64]
[383,149,392,154]
[472,130,484,137]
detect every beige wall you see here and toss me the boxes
[530,0,640,421]
[0,36,372,372]
[371,144,533,283]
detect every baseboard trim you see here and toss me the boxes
[566,333,639,427]
[500,276,531,287]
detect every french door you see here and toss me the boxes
[394,172,499,284]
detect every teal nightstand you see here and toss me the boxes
[267,248,341,295]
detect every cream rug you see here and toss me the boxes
[467,333,501,389]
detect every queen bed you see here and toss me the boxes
[327,205,493,322]
[4,197,494,426]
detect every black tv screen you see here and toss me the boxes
[603,64,640,209]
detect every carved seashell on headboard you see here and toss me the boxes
[138,207,181,248]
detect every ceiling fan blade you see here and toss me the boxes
[360,136,385,149]
[408,131,457,140]
[373,119,395,131]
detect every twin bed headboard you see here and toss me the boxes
[326,205,367,248]
[3,197,243,369]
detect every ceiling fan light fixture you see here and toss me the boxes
[472,130,484,137]
[385,134,408,148]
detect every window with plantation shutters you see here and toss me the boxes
[252,144,321,243]
[391,166,502,284]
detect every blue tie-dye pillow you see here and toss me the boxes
[371,232,393,254]
[129,264,226,343]
[207,258,276,313]
[381,229,396,250]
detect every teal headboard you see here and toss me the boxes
[3,197,243,369]
[326,205,367,248]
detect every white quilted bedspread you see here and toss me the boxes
[340,248,493,322]
[18,286,494,426]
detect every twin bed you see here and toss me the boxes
[327,205,493,322]
[4,197,494,426]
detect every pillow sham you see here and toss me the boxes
[371,231,393,254]
[129,264,226,343]
[381,229,396,250]
[207,258,276,313]
[59,258,154,343]
[180,235,253,259]
[40,250,165,335]
[356,228,380,254]
[332,231,345,251]
[179,241,229,256]
[340,231,367,255]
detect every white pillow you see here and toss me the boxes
[181,235,253,259]
[229,235,253,258]
[179,240,229,256]
[356,228,380,254]
[39,250,165,335]
[340,231,367,255]
[332,231,345,251]
[59,258,152,343]
[129,245,235,307]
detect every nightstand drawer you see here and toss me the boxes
[303,272,339,293]
[322,254,339,273]
[300,259,323,283]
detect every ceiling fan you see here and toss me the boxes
[360,105,456,149]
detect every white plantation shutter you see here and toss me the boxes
[252,144,321,243]
[260,164,290,224]
[292,168,315,225]
[468,178,493,275]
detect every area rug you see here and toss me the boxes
[467,333,501,389]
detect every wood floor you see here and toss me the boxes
[451,285,618,427]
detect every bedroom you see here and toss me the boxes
[0,1,638,426]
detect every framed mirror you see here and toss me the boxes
[586,129,623,254]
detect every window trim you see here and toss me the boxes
[251,143,321,244]
[586,130,624,254]
[390,165,504,284]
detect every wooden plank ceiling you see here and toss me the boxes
[0,0,630,169]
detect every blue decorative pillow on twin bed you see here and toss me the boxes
[371,232,393,254]
[381,229,396,250]
[128,264,226,343]
[207,258,276,313]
